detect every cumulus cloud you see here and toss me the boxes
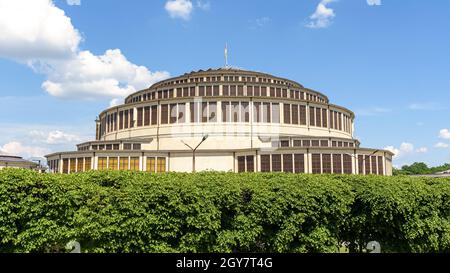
[439,129,450,139]
[367,0,381,6]
[39,49,170,99]
[196,0,210,11]
[384,142,416,158]
[29,130,82,144]
[306,0,336,29]
[0,141,50,158]
[0,0,81,61]
[0,0,169,100]
[165,0,193,20]
[66,0,81,5]
[415,147,428,153]
[435,142,449,149]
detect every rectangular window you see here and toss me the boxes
[311,154,321,174]
[170,104,177,124]
[144,106,150,126]
[206,86,212,96]
[177,88,182,97]
[371,155,377,175]
[293,140,302,147]
[190,86,195,97]
[119,157,129,170]
[311,140,320,147]
[221,101,229,122]
[292,105,299,125]
[322,154,332,174]
[84,157,91,171]
[270,87,275,97]
[247,86,253,96]
[320,140,328,147]
[261,155,271,172]
[262,103,270,123]
[212,85,219,96]
[254,86,260,96]
[242,102,249,122]
[283,154,293,173]
[157,157,166,173]
[98,157,107,170]
[146,157,156,172]
[230,85,236,96]
[358,155,364,174]
[284,104,291,124]
[130,109,134,128]
[137,107,143,127]
[246,156,254,172]
[207,102,217,122]
[329,111,334,129]
[261,86,267,96]
[231,102,239,122]
[294,154,305,173]
[77,158,83,172]
[378,156,383,175]
[302,140,311,147]
[151,105,158,125]
[272,154,281,172]
[183,87,189,97]
[199,86,205,97]
[333,154,342,174]
[237,156,246,173]
[280,140,290,147]
[338,113,342,131]
[299,105,307,125]
[223,85,229,96]
[70,158,76,173]
[108,157,118,170]
[202,102,208,123]
[133,143,141,150]
[161,105,169,124]
[254,102,261,123]
[130,157,140,171]
[119,111,124,130]
[365,155,371,175]
[343,154,352,174]
[124,110,129,129]
[309,106,315,126]
[238,85,244,96]
[316,108,322,127]
[272,103,280,123]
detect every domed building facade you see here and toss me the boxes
[46,68,393,175]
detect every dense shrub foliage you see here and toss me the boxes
[0,169,449,253]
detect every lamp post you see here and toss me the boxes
[181,135,209,172]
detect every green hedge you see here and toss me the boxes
[0,169,449,253]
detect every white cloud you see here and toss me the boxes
[367,0,381,6]
[29,130,82,144]
[196,0,210,11]
[435,142,449,149]
[415,147,428,153]
[165,0,193,20]
[0,0,170,100]
[439,129,450,139]
[66,0,81,6]
[306,0,336,29]
[0,141,50,158]
[408,102,448,111]
[39,49,170,99]
[384,142,415,158]
[0,0,81,61]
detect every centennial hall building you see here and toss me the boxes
[46,68,393,175]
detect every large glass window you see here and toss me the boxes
[283,154,293,173]
[151,105,158,125]
[109,157,118,170]
[70,158,76,173]
[161,104,168,124]
[191,102,199,123]
[98,157,107,170]
[119,111,124,130]
[343,154,352,174]
[120,157,129,170]
[84,157,91,171]
[262,103,270,123]
[365,155,371,175]
[253,102,261,123]
[322,109,328,128]
[241,102,249,122]
[77,158,83,172]
[272,154,281,172]
[309,107,315,127]
[292,105,299,125]
[261,155,270,172]
[284,104,291,124]
[231,102,239,122]
[294,154,304,173]
[130,157,140,171]
[221,101,230,122]
[316,108,322,127]
[144,106,150,126]
[170,104,177,124]
[311,154,321,174]
[246,156,254,172]
[178,103,186,123]
[322,154,332,174]
[137,107,143,127]
[237,156,245,173]
[209,102,217,122]
[333,154,342,174]
[377,156,383,175]
[299,105,307,125]
[157,157,166,173]
[371,156,377,175]
[146,157,156,172]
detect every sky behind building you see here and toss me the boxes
[0,0,449,167]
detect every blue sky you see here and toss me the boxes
[0,0,449,167]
